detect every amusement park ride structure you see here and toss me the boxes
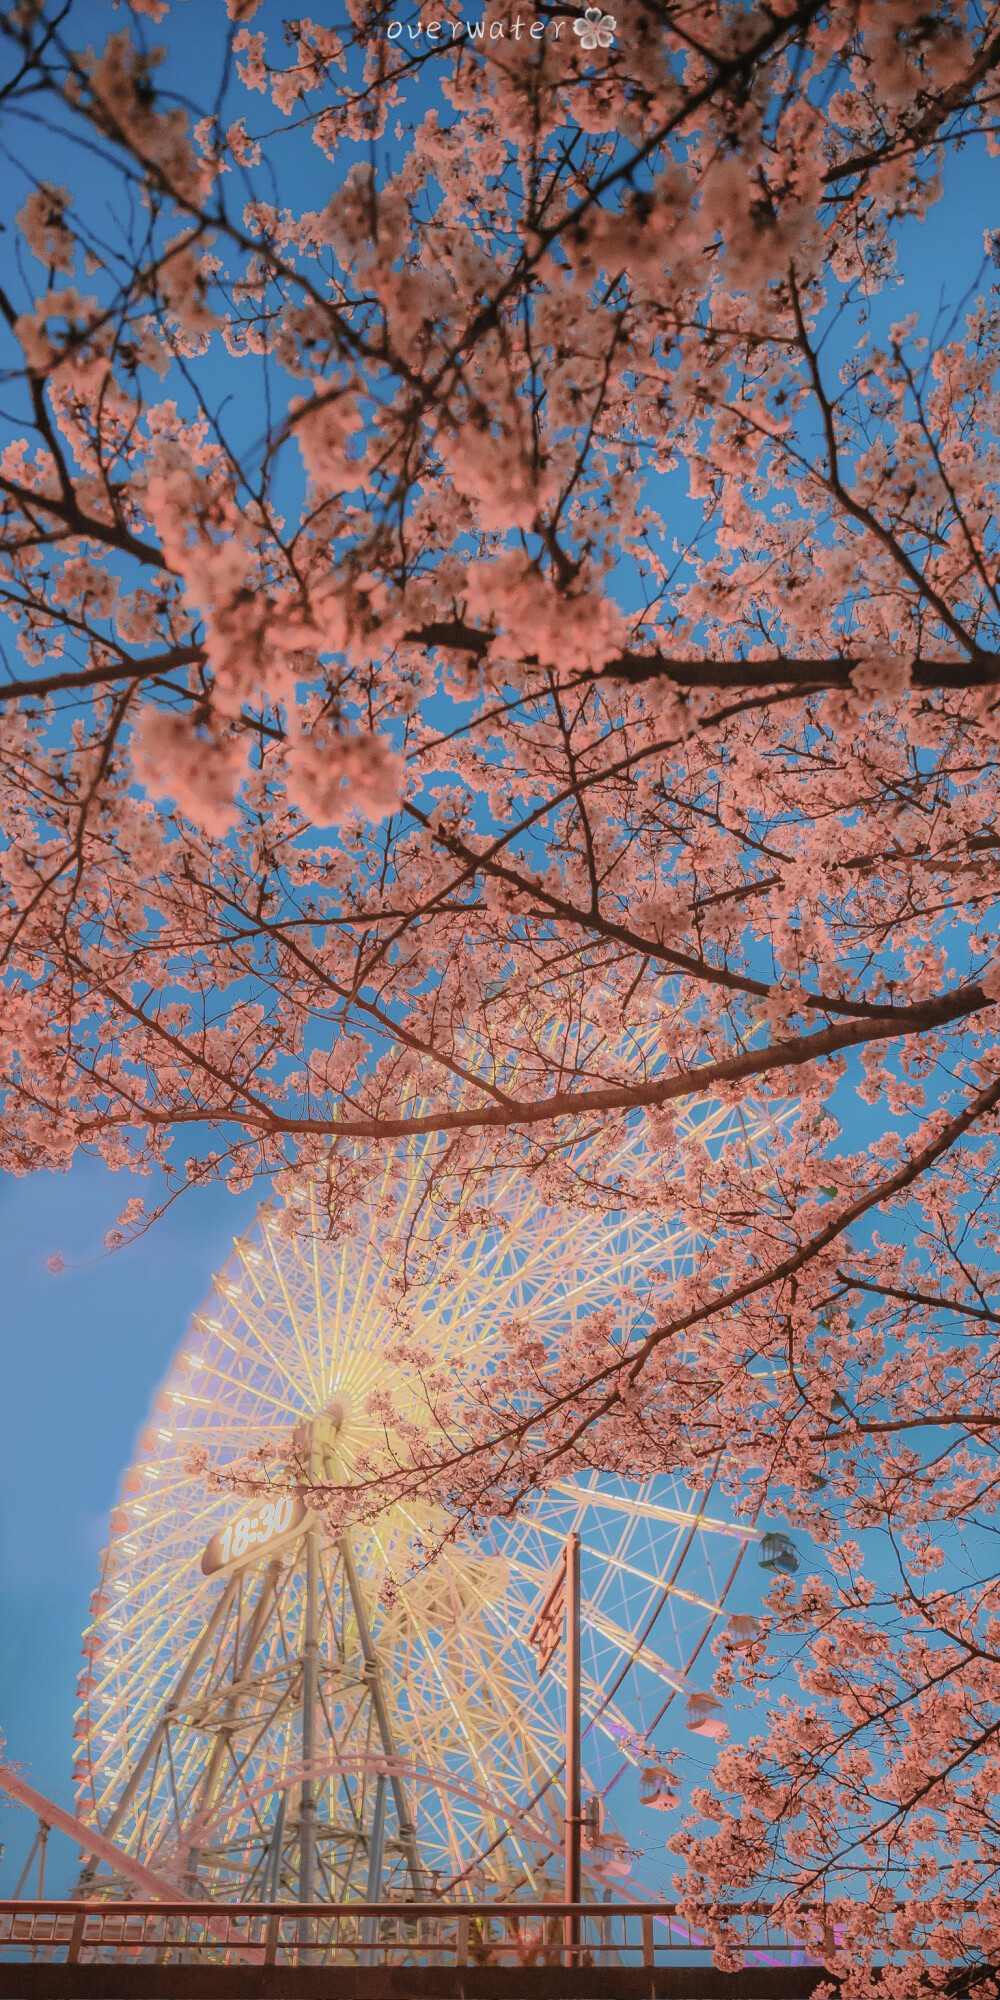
[63,1120,768,1915]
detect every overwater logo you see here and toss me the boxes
[382,5,616,39]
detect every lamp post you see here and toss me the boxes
[527,1529,581,1962]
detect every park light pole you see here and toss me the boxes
[527,1529,581,1961]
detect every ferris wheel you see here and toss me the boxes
[72,1110,767,1906]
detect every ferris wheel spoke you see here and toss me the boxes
[260,1232,325,1407]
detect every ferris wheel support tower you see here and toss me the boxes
[78,1412,424,1906]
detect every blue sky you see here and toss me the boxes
[0,1,998,1897]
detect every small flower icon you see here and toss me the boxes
[573,3,615,47]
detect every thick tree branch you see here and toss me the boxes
[407,623,1000,693]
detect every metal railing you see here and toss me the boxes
[0,1899,819,1969]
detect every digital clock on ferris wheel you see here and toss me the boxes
[200,1491,312,1577]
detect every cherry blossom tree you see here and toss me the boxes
[6,0,1000,1981]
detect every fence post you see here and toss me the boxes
[265,1914,280,1965]
[66,1912,86,1965]
[641,1913,654,1968]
